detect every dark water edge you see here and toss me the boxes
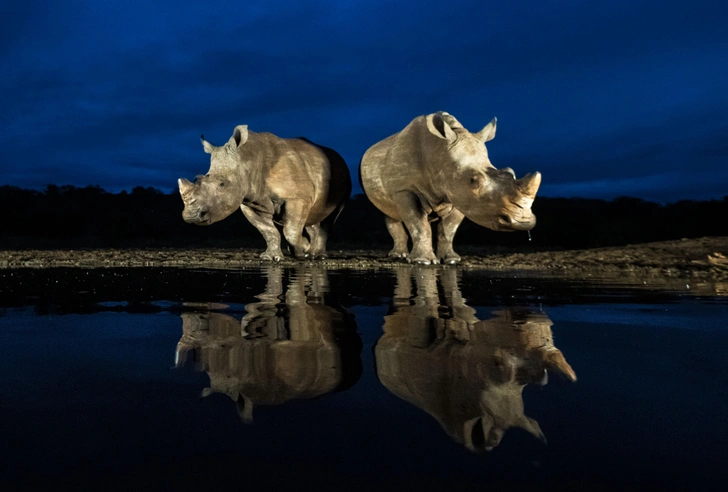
[1,266,727,491]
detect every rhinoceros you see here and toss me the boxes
[178,125,352,260]
[360,111,541,264]
[175,265,361,422]
[376,268,576,451]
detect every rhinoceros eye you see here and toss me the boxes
[470,174,485,189]
[219,181,225,187]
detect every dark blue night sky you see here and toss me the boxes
[2,0,726,202]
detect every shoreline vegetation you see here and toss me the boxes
[1,185,727,281]
[0,236,726,278]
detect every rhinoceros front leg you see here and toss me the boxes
[241,205,284,261]
[392,191,437,265]
[385,216,409,259]
[436,208,465,265]
[282,199,311,259]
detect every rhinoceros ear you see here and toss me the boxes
[426,113,457,142]
[229,125,249,147]
[236,393,254,423]
[201,135,216,154]
[475,117,497,143]
[519,416,547,445]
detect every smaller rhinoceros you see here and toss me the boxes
[178,125,351,260]
[360,111,541,264]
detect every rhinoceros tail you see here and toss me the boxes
[332,199,346,226]
[298,136,352,242]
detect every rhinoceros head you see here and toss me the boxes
[178,125,249,225]
[427,112,541,231]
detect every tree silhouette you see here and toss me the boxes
[1,185,726,250]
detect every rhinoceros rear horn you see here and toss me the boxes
[178,178,194,196]
[518,172,542,197]
[519,417,546,445]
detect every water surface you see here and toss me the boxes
[1,266,727,491]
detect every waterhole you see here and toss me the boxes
[1,266,727,490]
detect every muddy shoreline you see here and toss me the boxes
[1,236,727,281]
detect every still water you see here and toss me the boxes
[1,266,727,491]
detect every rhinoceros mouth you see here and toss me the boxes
[183,215,212,226]
[494,213,535,231]
[492,219,535,232]
[510,220,535,231]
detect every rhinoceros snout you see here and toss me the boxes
[511,215,536,231]
[497,213,536,231]
[182,207,211,225]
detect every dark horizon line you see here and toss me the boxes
[2,183,727,207]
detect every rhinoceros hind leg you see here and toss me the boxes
[385,216,409,259]
[436,208,465,265]
[282,200,311,259]
[306,223,329,260]
[392,192,438,264]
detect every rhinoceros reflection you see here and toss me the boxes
[176,266,362,422]
[376,268,576,451]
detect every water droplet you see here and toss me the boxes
[527,230,532,241]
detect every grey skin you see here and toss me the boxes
[360,111,541,265]
[178,125,352,260]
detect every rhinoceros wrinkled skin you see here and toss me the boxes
[360,111,541,264]
[178,125,352,260]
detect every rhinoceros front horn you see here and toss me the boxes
[178,178,194,196]
[518,172,542,197]
[542,348,577,382]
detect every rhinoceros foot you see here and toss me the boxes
[407,247,438,265]
[260,251,283,262]
[387,250,408,260]
[436,246,461,265]
[409,257,439,266]
[438,251,461,265]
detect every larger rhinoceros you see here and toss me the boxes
[178,125,352,260]
[360,111,541,264]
